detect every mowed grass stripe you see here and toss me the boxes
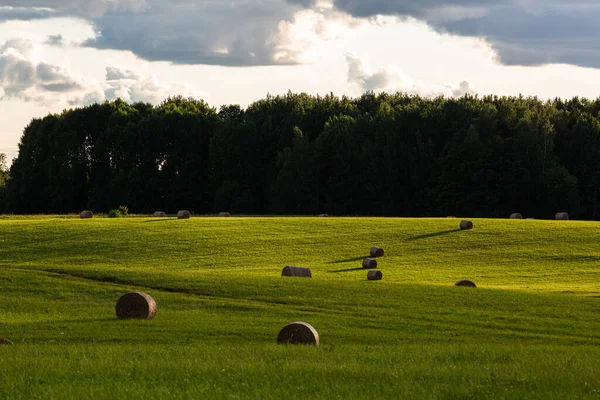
[1,264,600,346]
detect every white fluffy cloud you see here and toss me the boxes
[0,38,205,106]
[346,53,483,98]
[0,38,84,102]
[272,1,361,63]
[329,0,600,68]
[100,66,205,104]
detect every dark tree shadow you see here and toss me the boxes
[326,256,368,264]
[406,229,462,241]
[144,219,177,223]
[328,267,366,273]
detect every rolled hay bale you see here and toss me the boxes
[318,214,329,218]
[177,210,191,219]
[510,213,523,219]
[80,210,93,219]
[460,220,473,230]
[281,266,312,278]
[218,212,231,217]
[153,211,167,217]
[277,322,319,345]
[0,338,13,345]
[362,258,378,269]
[367,270,383,281]
[115,292,157,320]
[454,280,477,288]
[370,246,384,258]
[555,212,569,220]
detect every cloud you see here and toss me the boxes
[346,53,483,98]
[78,0,310,66]
[446,80,481,97]
[100,66,206,104]
[272,1,362,63]
[328,1,600,69]
[0,1,148,18]
[0,39,84,102]
[0,6,54,22]
[44,34,64,46]
[9,0,600,69]
[1,1,337,66]
[0,38,204,106]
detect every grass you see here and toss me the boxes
[1,216,600,398]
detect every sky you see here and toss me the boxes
[2,0,600,163]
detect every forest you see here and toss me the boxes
[1,92,600,219]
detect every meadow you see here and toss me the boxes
[1,215,600,399]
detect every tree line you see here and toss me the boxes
[1,92,600,219]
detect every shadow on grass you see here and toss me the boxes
[144,218,177,223]
[406,229,462,241]
[328,267,366,273]
[326,256,368,264]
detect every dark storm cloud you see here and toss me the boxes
[3,0,304,66]
[0,6,54,22]
[82,0,304,66]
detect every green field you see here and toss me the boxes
[1,216,600,399]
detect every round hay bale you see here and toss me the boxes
[555,212,569,220]
[362,258,378,269]
[218,212,231,217]
[80,210,93,219]
[277,322,319,345]
[153,211,167,217]
[177,210,191,219]
[510,213,523,219]
[318,214,329,218]
[370,246,384,258]
[367,270,383,281]
[0,338,13,345]
[281,266,312,278]
[460,220,473,230]
[454,280,477,288]
[115,292,157,320]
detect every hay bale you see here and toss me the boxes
[177,210,191,219]
[153,211,167,217]
[460,220,473,230]
[80,210,93,219]
[362,258,378,269]
[318,214,329,218]
[218,212,231,217]
[555,212,569,220]
[370,246,384,258]
[277,322,319,345]
[367,270,383,281]
[115,292,157,320]
[281,266,312,278]
[454,280,477,288]
[510,213,523,219]
[0,338,13,345]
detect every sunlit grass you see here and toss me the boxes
[1,216,600,398]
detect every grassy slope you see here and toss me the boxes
[1,216,600,399]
